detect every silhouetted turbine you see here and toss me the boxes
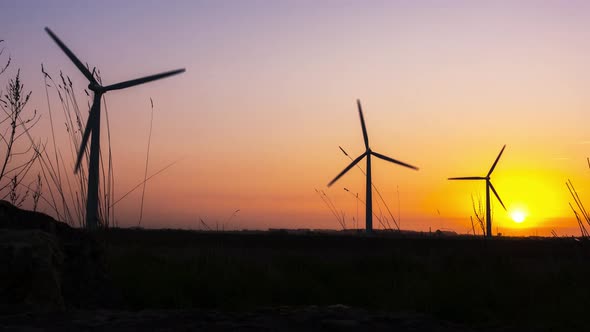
[448,145,507,237]
[45,27,185,229]
[328,100,418,232]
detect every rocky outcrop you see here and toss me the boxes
[0,201,119,312]
[0,230,65,313]
[0,200,71,235]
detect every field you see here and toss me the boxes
[85,229,590,330]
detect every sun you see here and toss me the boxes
[510,210,526,223]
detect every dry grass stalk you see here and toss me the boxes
[315,188,346,230]
[0,48,43,210]
[471,193,485,236]
[138,98,155,227]
[566,179,590,238]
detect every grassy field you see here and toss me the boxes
[96,229,590,329]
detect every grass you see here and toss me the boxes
[96,229,590,329]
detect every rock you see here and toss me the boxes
[0,230,65,313]
[0,201,120,311]
[0,200,71,235]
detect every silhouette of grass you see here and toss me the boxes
[315,189,346,229]
[567,179,590,238]
[99,229,590,329]
[138,98,154,227]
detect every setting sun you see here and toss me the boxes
[510,210,527,223]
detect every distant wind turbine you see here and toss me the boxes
[328,100,418,233]
[448,145,507,237]
[45,27,185,229]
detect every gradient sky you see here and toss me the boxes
[2,1,590,235]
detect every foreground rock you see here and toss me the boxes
[0,200,71,235]
[0,201,118,313]
[0,230,64,313]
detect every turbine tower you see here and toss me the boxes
[45,27,185,229]
[449,145,507,237]
[328,100,418,232]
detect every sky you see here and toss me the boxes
[1,0,590,236]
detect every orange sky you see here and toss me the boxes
[2,1,590,236]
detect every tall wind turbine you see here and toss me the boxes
[448,145,507,237]
[45,27,185,229]
[328,100,418,232]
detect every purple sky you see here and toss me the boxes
[2,1,590,235]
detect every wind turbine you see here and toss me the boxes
[327,100,418,233]
[448,145,507,237]
[45,27,185,229]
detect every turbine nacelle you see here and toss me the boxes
[88,82,102,92]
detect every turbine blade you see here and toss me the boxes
[371,151,419,170]
[489,182,506,211]
[488,144,506,176]
[357,99,369,149]
[44,27,96,83]
[74,94,101,173]
[328,153,366,187]
[103,68,186,91]
[448,176,486,180]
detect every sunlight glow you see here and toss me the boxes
[510,210,526,223]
